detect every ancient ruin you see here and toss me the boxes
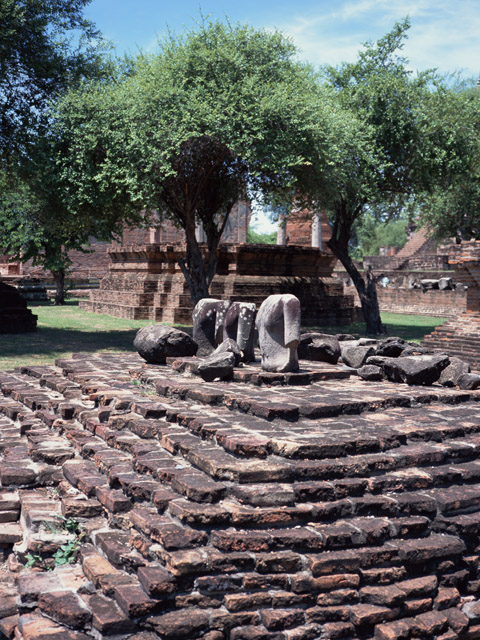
[423,241,480,368]
[80,243,354,327]
[223,302,257,364]
[4,210,480,639]
[2,290,480,638]
[336,228,468,319]
[256,294,301,373]
[0,282,37,333]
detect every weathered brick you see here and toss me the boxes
[137,565,176,597]
[349,604,399,626]
[212,530,271,552]
[291,573,360,594]
[82,554,121,586]
[410,610,448,636]
[17,612,91,640]
[38,590,92,629]
[89,593,135,634]
[225,592,273,612]
[148,609,210,638]
[162,549,208,576]
[317,590,358,606]
[398,575,438,599]
[360,584,405,607]
[374,619,412,640]
[96,486,132,513]
[261,609,305,631]
[113,582,163,617]
[435,587,460,610]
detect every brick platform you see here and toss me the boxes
[343,286,467,318]
[80,244,355,326]
[424,245,480,367]
[3,353,480,637]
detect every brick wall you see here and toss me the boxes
[377,288,466,317]
[344,285,465,318]
[19,239,111,281]
[364,254,451,271]
[285,210,332,251]
[132,202,251,245]
[3,202,252,283]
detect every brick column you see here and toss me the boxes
[276,214,287,245]
[311,211,322,248]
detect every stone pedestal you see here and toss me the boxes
[423,242,480,368]
[80,243,355,326]
[0,282,37,333]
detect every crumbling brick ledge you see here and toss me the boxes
[2,352,480,638]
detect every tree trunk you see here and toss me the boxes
[178,212,229,307]
[51,268,66,305]
[327,238,386,335]
[177,220,211,306]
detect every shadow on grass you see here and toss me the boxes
[0,326,139,358]
[306,318,447,343]
[381,322,440,342]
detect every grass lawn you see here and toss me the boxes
[315,312,449,343]
[0,301,449,371]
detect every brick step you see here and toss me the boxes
[154,306,195,324]
[82,290,155,305]
[5,357,480,639]
[153,293,193,307]
[79,300,154,320]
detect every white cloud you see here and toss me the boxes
[274,0,480,78]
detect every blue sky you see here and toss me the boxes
[85,0,480,78]
[83,0,480,232]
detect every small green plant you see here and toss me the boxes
[42,514,81,535]
[56,515,81,535]
[52,539,80,566]
[24,553,43,568]
[26,515,84,569]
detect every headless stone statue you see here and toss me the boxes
[223,302,256,363]
[256,294,301,372]
[192,298,231,357]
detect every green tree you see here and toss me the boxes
[0,136,141,304]
[418,84,480,241]
[352,213,408,259]
[53,20,333,304]
[299,19,444,334]
[0,0,113,302]
[0,0,107,160]
[246,228,277,244]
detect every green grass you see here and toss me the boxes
[315,312,449,343]
[0,301,449,371]
[0,300,163,370]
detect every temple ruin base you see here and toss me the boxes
[3,353,480,638]
[80,243,355,326]
[423,244,480,367]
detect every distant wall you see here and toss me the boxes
[345,285,466,318]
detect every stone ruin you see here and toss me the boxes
[3,294,480,639]
[335,228,468,319]
[0,282,37,333]
[79,243,354,328]
[423,240,480,369]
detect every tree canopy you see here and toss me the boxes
[53,20,333,303]
[418,84,480,241]
[0,132,130,303]
[0,0,108,160]
[288,19,454,333]
[352,213,408,259]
